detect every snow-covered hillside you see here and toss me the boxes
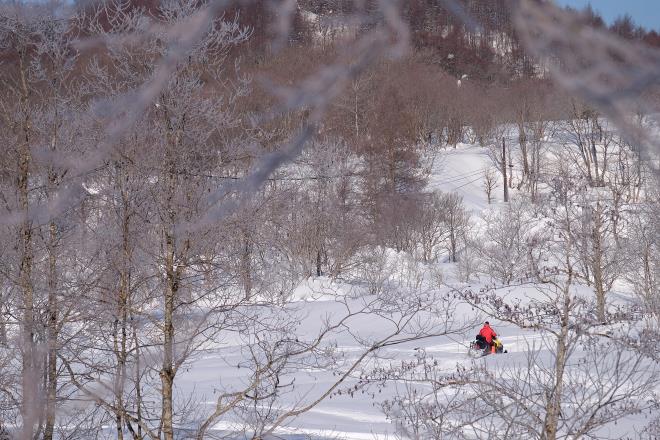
[174,140,659,439]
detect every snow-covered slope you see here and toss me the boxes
[175,142,657,440]
[427,143,493,211]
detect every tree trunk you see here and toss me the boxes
[586,203,607,322]
[449,224,457,263]
[501,137,509,203]
[241,231,253,299]
[316,247,323,276]
[161,225,176,440]
[582,143,594,185]
[110,164,134,440]
[590,119,601,185]
[43,218,58,440]
[44,125,60,440]
[158,115,186,440]
[0,309,6,346]
[18,53,39,440]
[132,311,143,440]
[594,270,606,323]
[542,289,570,440]
[592,227,606,321]
[160,148,179,440]
[518,121,530,188]
[354,85,359,140]
[114,265,129,440]
[19,152,37,440]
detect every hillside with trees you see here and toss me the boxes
[0,0,658,439]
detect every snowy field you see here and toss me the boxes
[177,299,544,439]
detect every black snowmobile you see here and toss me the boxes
[468,335,507,358]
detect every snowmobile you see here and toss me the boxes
[468,335,507,358]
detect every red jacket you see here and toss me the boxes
[479,324,497,344]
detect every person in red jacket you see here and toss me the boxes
[478,321,498,353]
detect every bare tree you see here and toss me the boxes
[0,9,87,437]
[476,197,546,284]
[486,135,511,203]
[563,102,615,187]
[549,179,624,322]
[526,118,551,202]
[443,192,469,263]
[624,196,660,312]
[482,166,498,204]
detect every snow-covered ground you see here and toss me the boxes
[427,143,492,211]
[177,297,535,439]
[174,142,657,439]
